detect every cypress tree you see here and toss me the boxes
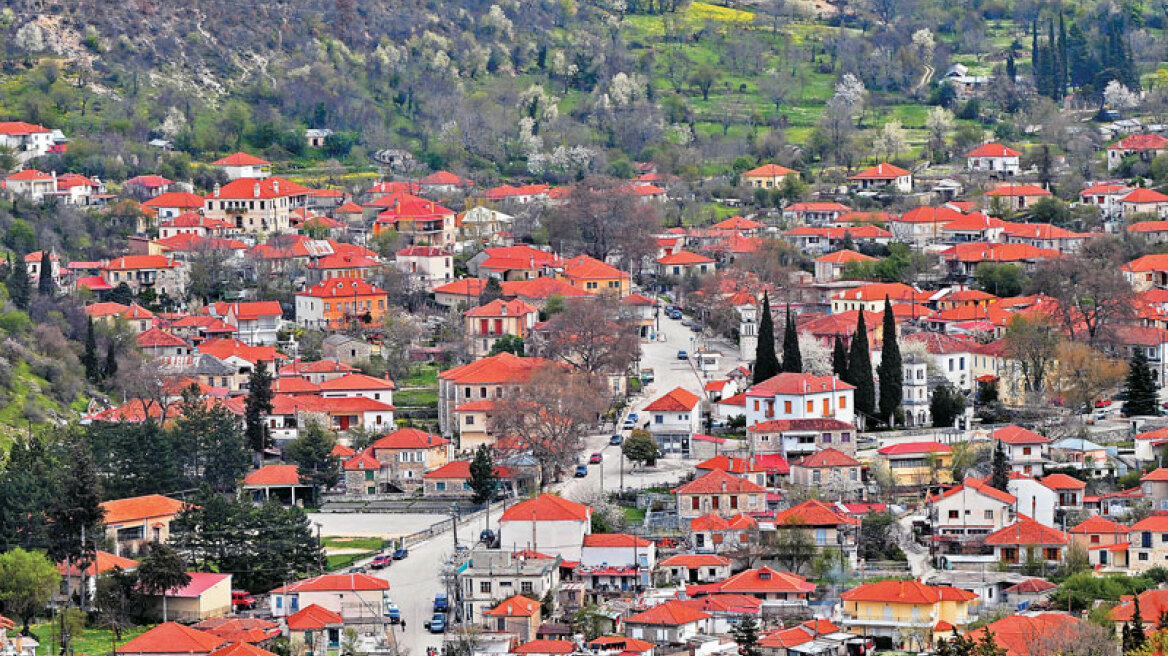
[1133,595,1147,651]
[37,251,53,296]
[245,361,275,455]
[103,342,118,380]
[877,298,902,425]
[832,336,848,379]
[991,440,1009,491]
[82,318,98,382]
[1006,53,1017,83]
[1058,12,1068,97]
[846,312,875,418]
[781,304,802,373]
[8,254,29,310]
[753,292,780,384]
[1124,348,1159,417]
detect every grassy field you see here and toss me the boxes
[32,622,153,656]
[622,506,647,524]
[394,363,440,409]
[323,535,388,570]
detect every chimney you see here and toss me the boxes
[273,179,279,194]
[253,183,261,198]
[213,183,221,198]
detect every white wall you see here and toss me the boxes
[499,519,589,561]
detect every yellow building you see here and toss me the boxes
[874,442,954,487]
[741,163,797,189]
[840,579,977,650]
[558,255,631,298]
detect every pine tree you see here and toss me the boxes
[1133,595,1147,651]
[753,292,780,384]
[1058,12,1068,98]
[82,318,99,382]
[1006,53,1017,83]
[8,255,29,310]
[731,616,763,656]
[877,298,902,425]
[103,342,118,380]
[37,251,53,296]
[137,542,191,622]
[286,421,340,504]
[1124,348,1158,417]
[991,440,1009,491]
[47,441,104,584]
[781,304,802,373]
[245,361,275,455]
[469,444,498,506]
[846,312,875,418]
[832,336,848,379]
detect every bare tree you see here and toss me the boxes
[544,176,661,265]
[1003,314,1060,399]
[489,364,606,487]
[1029,249,1135,345]
[1024,618,1116,656]
[1053,342,1127,414]
[535,297,640,386]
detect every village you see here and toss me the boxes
[10,51,1168,656]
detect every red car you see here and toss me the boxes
[589,453,603,464]
[232,590,257,611]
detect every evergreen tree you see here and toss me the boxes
[82,318,99,382]
[469,444,498,506]
[173,386,249,494]
[930,383,966,429]
[1066,23,1093,87]
[37,251,53,296]
[7,254,29,310]
[1123,619,1133,654]
[47,441,105,586]
[244,361,275,455]
[1133,595,1147,651]
[877,298,903,425]
[107,283,133,306]
[1123,348,1158,417]
[480,277,504,304]
[136,542,190,622]
[0,436,59,551]
[780,304,802,373]
[846,312,875,418]
[991,440,1009,491]
[286,421,340,503]
[753,292,780,384]
[1058,12,1068,98]
[731,616,763,656]
[103,342,118,380]
[832,335,848,379]
[1006,53,1017,83]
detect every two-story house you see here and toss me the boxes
[480,595,542,643]
[464,299,539,358]
[675,470,766,520]
[688,513,758,553]
[395,246,454,291]
[203,177,308,235]
[210,152,271,180]
[965,143,1021,177]
[992,425,1051,475]
[645,387,703,456]
[983,517,1069,566]
[211,301,283,346]
[99,494,186,556]
[367,428,452,490]
[789,448,863,499]
[848,162,912,193]
[498,494,591,561]
[928,477,1016,549]
[839,580,977,649]
[771,499,860,550]
[268,573,388,623]
[99,255,184,297]
[658,554,732,585]
[875,442,954,487]
[622,600,711,646]
[743,373,855,428]
[746,418,857,459]
[462,549,560,626]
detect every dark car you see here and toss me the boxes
[393,548,409,560]
[480,529,496,544]
[434,593,449,612]
[589,452,603,464]
[370,555,392,569]
[574,464,589,477]
[677,350,688,360]
[429,613,447,633]
[610,434,623,446]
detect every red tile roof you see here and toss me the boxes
[286,604,344,630]
[101,254,177,271]
[1110,590,1168,623]
[211,152,271,167]
[659,554,732,568]
[773,499,859,527]
[644,387,701,412]
[483,594,541,617]
[624,600,711,625]
[270,573,389,594]
[318,373,395,392]
[877,441,952,455]
[100,495,186,524]
[993,425,1049,444]
[985,184,1051,197]
[1040,473,1086,490]
[369,427,448,451]
[966,143,1022,158]
[984,517,1069,546]
[213,177,307,200]
[1069,515,1128,534]
[746,372,853,396]
[840,579,976,604]
[1123,188,1168,204]
[143,192,207,210]
[849,162,910,180]
[744,163,796,177]
[675,594,763,614]
[898,206,964,224]
[423,460,513,480]
[1131,513,1168,532]
[689,513,758,532]
[675,469,766,494]
[58,550,139,577]
[513,640,574,655]
[656,251,715,265]
[714,566,815,594]
[1002,578,1057,593]
[748,418,856,432]
[1110,134,1168,151]
[967,614,1081,656]
[136,328,188,348]
[583,533,653,548]
[206,643,279,656]
[464,298,539,318]
[796,448,860,468]
[297,277,387,298]
[439,352,549,385]
[243,464,302,487]
[0,121,50,135]
[117,623,225,654]
[814,249,877,264]
[500,494,591,522]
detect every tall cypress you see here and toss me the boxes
[1123,349,1158,417]
[846,312,875,418]
[753,292,780,384]
[877,298,903,425]
[1006,53,1017,83]
[991,440,1009,491]
[37,251,53,296]
[781,304,802,373]
[8,255,29,310]
[103,342,118,380]
[832,336,848,379]
[1058,12,1068,97]
[82,318,98,382]
[245,361,275,455]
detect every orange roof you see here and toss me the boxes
[483,595,541,617]
[814,249,877,264]
[898,206,964,224]
[582,533,653,548]
[747,372,853,397]
[561,254,628,281]
[100,494,186,524]
[1131,514,1168,532]
[369,427,448,451]
[5,169,53,181]
[286,604,344,630]
[715,567,815,594]
[0,121,50,135]
[840,579,976,604]
[659,554,732,568]
[833,282,928,303]
[342,451,380,472]
[500,494,591,522]
[992,425,1049,445]
[656,251,715,265]
[624,600,711,625]
[773,499,860,527]
[465,298,539,318]
[967,614,1081,656]
[966,143,1022,158]
[587,637,655,652]
[940,213,1007,232]
[143,192,207,210]
[676,595,763,614]
[213,177,307,200]
[330,443,356,458]
[438,352,549,385]
[1123,187,1168,204]
[1081,183,1130,196]
[433,278,487,297]
[849,162,910,180]
[1040,473,1086,490]
[645,387,701,412]
[513,641,574,655]
[503,277,592,299]
[985,184,1051,197]
[297,277,388,299]
[1110,589,1168,623]
[711,215,764,230]
[419,170,473,187]
[193,618,279,644]
[941,242,1061,263]
[1123,253,1168,273]
[877,441,952,455]
[796,448,860,468]
[270,573,389,594]
[1127,220,1168,233]
[423,460,513,480]
[198,338,281,364]
[1001,222,1085,240]
[101,255,177,271]
[675,469,766,494]
[984,517,1069,546]
[58,550,139,577]
[690,513,758,532]
[117,622,225,655]
[1110,134,1168,151]
[206,643,279,656]
[1142,468,1168,482]
[744,163,796,177]
[136,328,188,348]
[211,152,271,167]
[1069,515,1128,534]
[318,373,395,391]
[243,464,302,487]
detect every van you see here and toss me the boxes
[434,592,449,612]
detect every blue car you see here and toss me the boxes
[574,464,589,477]
[610,435,623,446]
[434,592,449,612]
[429,613,447,633]
[677,350,688,360]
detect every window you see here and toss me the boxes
[1141,552,1150,561]
[823,434,832,444]
[521,581,534,594]
[806,400,813,413]
[730,496,738,509]
[839,397,847,409]
[984,510,993,520]
[1023,447,1032,455]
[655,415,664,424]
[480,581,491,593]
[465,416,474,425]
[1043,548,1060,561]
[692,497,700,510]
[712,497,720,510]
[784,401,792,414]
[813,471,821,484]
[436,482,446,491]
[948,510,959,519]
[1090,535,1100,544]
[842,432,851,442]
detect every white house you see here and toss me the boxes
[318,373,395,404]
[499,494,592,561]
[743,373,855,428]
[965,143,1021,177]
[645,387,703,456]
[210,152,271,180]
[395,246,454,291]
[1080,183,1133,221]
[1007,476,1058,528]
[580,533,656,570]
[848,162,912,193]
[0,121,55,164]
[991,425,1050,476]
[268,573,389,622]
[213,301,283,346]
[929,477,1016,546]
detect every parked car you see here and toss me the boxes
[232,590,257,611]
[370,555,392,569]
[434,593,449,612]
[677,350,688,360]
[627,413,639,423]
[690,323,702,333]
[429,614,447,633]
[385,600,401,623]
[589,452,603,464]
[480,529,496,544]
[574,464,589,477]
[610,434,623,446]
[393,547,409,560]
[640,368,655,383]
